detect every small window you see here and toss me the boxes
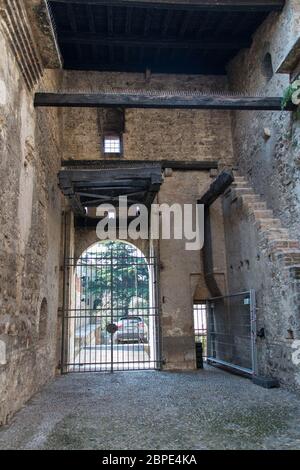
[103,135,121,154]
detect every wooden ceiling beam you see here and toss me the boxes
[179,10,193,37]
[49,1,285,13]
[59,33,250,50]
[143,9,152,36]
[34,92,294,111]
[66,3,83,62]
[162,10,173,36]
[54,61,224,74]
[107,5,114,34]
[107,6,114,63]
[86,5,98,61]
[124,6,132,61]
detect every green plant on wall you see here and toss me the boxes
[282,79,300,119]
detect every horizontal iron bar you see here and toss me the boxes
[35,92,293,110]
[64,314,158,318]
[207,290,251,300]
[207,357,253,375]
[49,1,285,12]
[66,365,160,369]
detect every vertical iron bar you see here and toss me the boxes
[154,246,161,369]
[250,289,258,375]
[110,246,114,373]
[61,211,67,374]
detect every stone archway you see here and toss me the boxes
[63,239,160,372]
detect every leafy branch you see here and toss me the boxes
[281,79,300,119]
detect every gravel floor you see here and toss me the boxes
[1,367,300,450]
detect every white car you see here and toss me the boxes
[115,316,148,343]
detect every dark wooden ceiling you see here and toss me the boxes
[48,1,285,74]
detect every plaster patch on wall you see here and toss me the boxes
[0,340,6,365]
[18,164,35,252]
[0,79,7,105]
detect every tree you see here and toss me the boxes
[83,241,149,319]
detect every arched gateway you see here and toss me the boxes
[64,240,160,372]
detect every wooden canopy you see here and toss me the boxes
[58,164,163,216]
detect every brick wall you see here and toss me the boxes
[61,70,234,165]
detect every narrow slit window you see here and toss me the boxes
[104,135,121,154]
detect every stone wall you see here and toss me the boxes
[0,16,62,424]
[227,0,300,240]
[224,1,300,388]
[61,71,234,165]
[158,171,212,369]
[223,176,300,389]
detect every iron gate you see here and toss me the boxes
[61,241,161,372]
[206,290,257,375]
[193,303,208,368]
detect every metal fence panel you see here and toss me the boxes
[206,290,256,375]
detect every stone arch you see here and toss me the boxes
[74,228,150,263]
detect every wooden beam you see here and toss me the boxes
[75,215,137,228]
[162,10,173,36]
[58,166,163,214]
[198,170,234,206]
[107,6,114,63]
[179,10,193,36]
[34,92,294,111]
[107,5,114,34]
[60,168,162,182]
[200,170,234,296]
[143,9,152,36]
[49,1,285,13]
[59,33,249,50]
[66,4,83,62]
[57,61,224,74]
[125,7,133,34]
[86,5,98,61]
[61,159,219,170]
[141,8,153,62]
[124,6,132,61]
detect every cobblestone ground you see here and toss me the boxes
[1,367,300,450]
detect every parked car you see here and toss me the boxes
[114,316,148,343]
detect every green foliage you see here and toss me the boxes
[281,84,295,110]
[281,80,300,119]
[83,241,149,315]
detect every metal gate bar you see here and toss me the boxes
[206,290,256,375]
[62,241,160,372]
